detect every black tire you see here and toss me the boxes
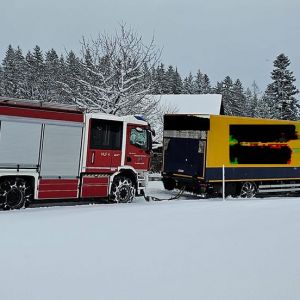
[0,177,33,210]
[110,176,136,203]
[239,181,257,198]
[162,178,176,191]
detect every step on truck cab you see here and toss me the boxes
[0,97,153,209]
[162,114,300,198]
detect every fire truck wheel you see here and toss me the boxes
[239,182,257,198]
[110,176,136,203]
[0,177,32,210]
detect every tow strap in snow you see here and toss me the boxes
[144,186,185,202]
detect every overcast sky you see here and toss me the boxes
[1,0,299,91]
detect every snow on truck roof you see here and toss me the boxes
[0,97,148,124]
[149,94,223,115]
[86,112,148,125]
[0,97,83,113]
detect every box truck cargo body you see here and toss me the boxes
[162,114,300,197]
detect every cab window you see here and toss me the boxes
[130,128,149,150]
[90,119,123,150]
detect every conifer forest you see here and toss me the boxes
[0,26,299,122]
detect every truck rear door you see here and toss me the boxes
[163,115,209,178]
[163,131,206,177]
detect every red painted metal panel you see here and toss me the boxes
[82,177,109,184]
[0,106,83,123]
[81,176,109,198]
[85,168,114,173]
[86,149,112,170]
[38,190,78,199]
[39,179,79,185]
[38,179,79,199]
[81,186,109,198]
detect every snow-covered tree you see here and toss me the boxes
[0,65,3,96]
[255,94,274,119]
[164,66,182,94]
[24,46,46,100]
[193,70,204,94]
[13,47,28,98]
[183,72,194,94]
[202,74,212,94]
[264,53,299,120]
[59,51,83,104]
[2,45,17,97]
[215,76,246,116]
[60,24,160,116]
[172,68,183,94]
[44,49,61,101]
[246,81,261,117]
[152,64,168,94]
[232,79,246,116]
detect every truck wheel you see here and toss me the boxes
[0,178,29,209]
[162,178,176,191]
[240,182,257,198]
[110,176,136,203]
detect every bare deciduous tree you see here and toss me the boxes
[60,24,161,117]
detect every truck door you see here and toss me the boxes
[125,124,151,170]
[163,132,206,178]
[86,119,123,172]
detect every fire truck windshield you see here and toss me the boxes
[130,127,151,150]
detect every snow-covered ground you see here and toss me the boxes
[1,181,300,300]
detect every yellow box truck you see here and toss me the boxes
[162,114,300,197]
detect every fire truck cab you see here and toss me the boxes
[0,98,152,209]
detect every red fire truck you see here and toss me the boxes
[0,98,153,209]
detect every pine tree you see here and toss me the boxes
[215,76,247,116]
[248,81,260,117]
[59,50,82,104]
[0,65,3,96]
[173,68,183,94]
[166,65,175,93]
[164,65,182,94]
[194,70,204,93]
[24,46,46,100]
[255,95,274,119]
[202,74,212,94]
[13,46,28,98]
[265,53,299,120]
[2,45,16,97]
[183,72,194,94]
[25,51,35,98]
[215,76,233,115]
[44,49,60,101]
[232,79,246,116]
[155,64,168,94]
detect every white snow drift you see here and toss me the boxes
[1,181,300,300]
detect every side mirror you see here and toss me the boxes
[135,127,143,132]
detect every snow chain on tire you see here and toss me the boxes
[0,177,33,210]
[110,176,136,203]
